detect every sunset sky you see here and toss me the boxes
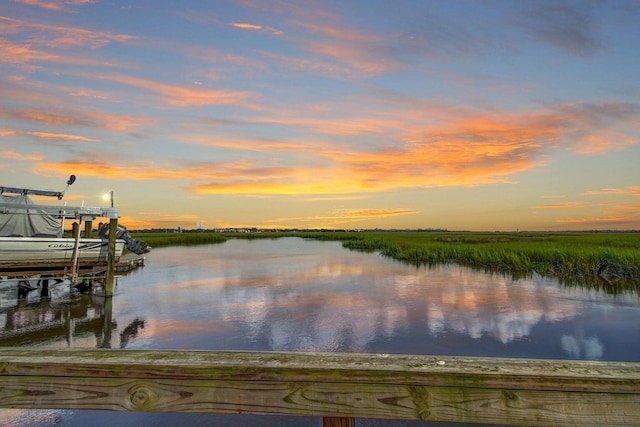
[1,0,639,231]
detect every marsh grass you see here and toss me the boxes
[133,232,226,248]
[132,230,640,292]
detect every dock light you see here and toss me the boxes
[103,190,114,208]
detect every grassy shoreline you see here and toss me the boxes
[133,231,640,292]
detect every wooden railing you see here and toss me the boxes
[1,348,639,426]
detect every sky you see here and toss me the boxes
[1,0,639,231]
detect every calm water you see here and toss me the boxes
[1,237,639,426]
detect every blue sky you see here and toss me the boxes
[1,0,639,230]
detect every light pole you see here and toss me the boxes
[104,191,114,208]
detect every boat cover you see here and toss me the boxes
[0,194,63,238]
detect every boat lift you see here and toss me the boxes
[0,175,117,219]
[0,176,121,295]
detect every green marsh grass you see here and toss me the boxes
[132,232,226,248]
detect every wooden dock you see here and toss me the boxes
[114,253,145,273]
[1,348,638,426]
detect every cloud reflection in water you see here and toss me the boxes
[112,237,639,360]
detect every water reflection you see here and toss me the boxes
[561,332,604,359]
[2,237,639,427]
[108,238,640,361]
[3,238,638,358]
[0,279,144,349]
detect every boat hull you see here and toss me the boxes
[0,237,125,267]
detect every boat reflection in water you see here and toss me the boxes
[0,276,144,349]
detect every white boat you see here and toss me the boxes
[0,236,125,267]
[0,175,134,274]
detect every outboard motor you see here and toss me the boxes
[98,223,151,255]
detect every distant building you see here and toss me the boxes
[196,223,205,231]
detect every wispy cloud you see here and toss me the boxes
[327,208,418,219]
[25,131,97,142]
[10,0,95,13]
[42,98,633,199]
[543,179,640,228]
[532,202,587,209]
[0,18,133,69]
[585,186,640,196]
[231,22,284,36]
[556,215,627,225]
[0,15,136,49]
[291,19,401,75]
[511,2,605,55]
[3,148,44,161]
[301,195,368,202]
[88,73,259,108]
[264,207,419,228]
[0,106,154,131]
[257,50,354,76]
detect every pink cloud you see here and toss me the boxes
[1,15,136,49]
[231,22,283,36]
[10,0,95,12]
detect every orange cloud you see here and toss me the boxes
[22,97,640,202]
[89,73,259,107]
[0,36,125,69]
[585,186,640,196]
[554,201,640,229]
[0,106,154,131]
[183,135,310,152]
[26,131,98,142]
[532,202,588,209]
[117,214,198,230]
[0,36,61,64]
[3,148,44,161]
[327,208,418,219]
[556,216,626,224]
[232,22,262,30]
[37,160,192,180]
[263,207,419,229]
[302,195,367,202]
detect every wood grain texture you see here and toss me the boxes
[1,348,639,426]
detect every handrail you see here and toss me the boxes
[0,201,118,219]
[1,348,639,426]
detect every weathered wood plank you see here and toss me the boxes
[1,376,639,425]
[1,348,639,426]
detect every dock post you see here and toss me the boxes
[323,417,355,427]
[70,220,81,283]
[84,220,92,238]
[104,217,118,297]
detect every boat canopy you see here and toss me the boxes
[0,194,63,238]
